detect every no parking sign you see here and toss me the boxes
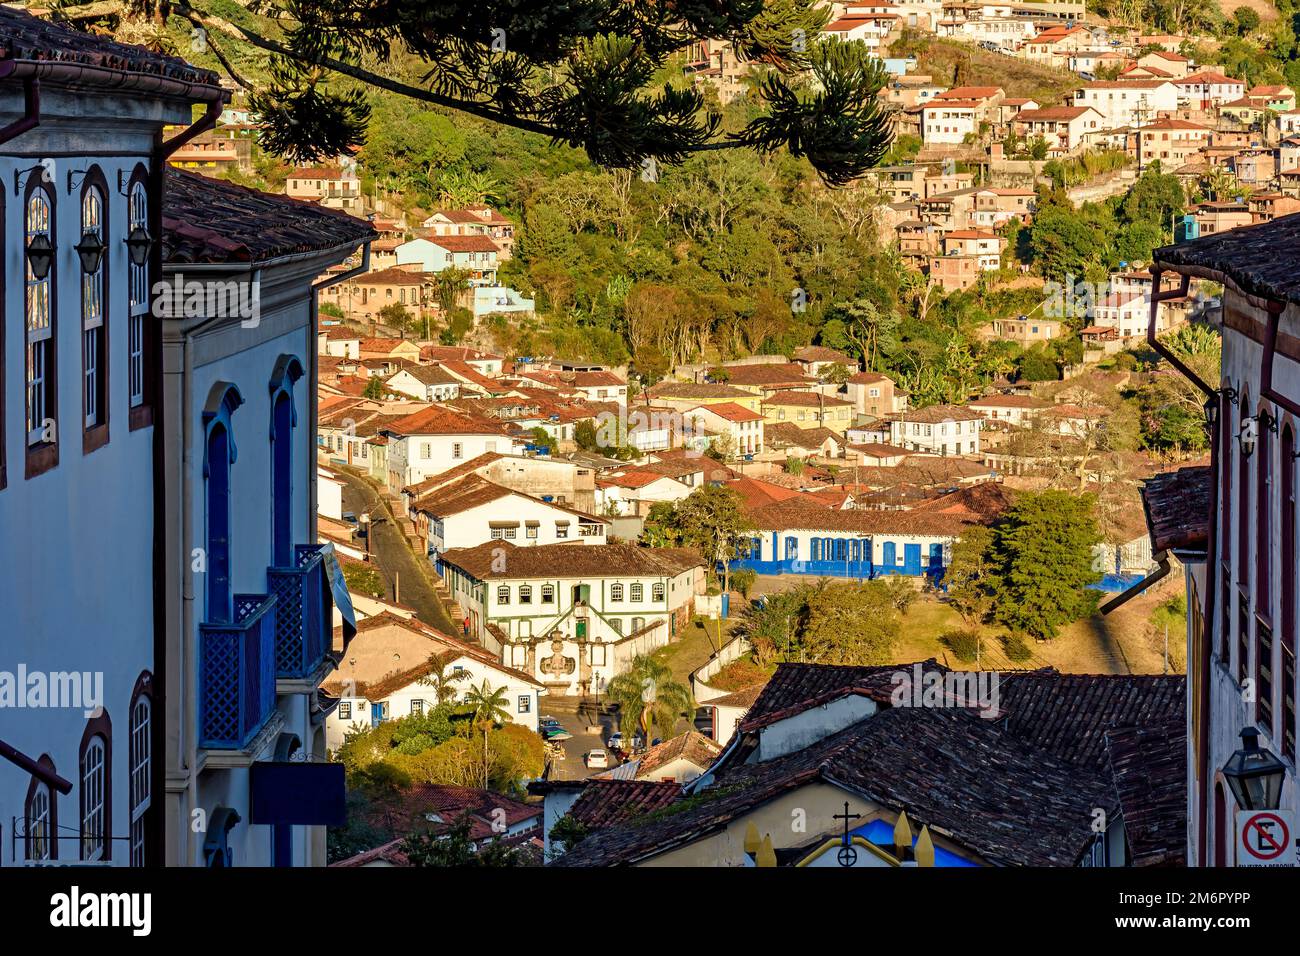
[1235,810,1296,867]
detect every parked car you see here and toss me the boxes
[585,749,609,769]
[606,732,625,751]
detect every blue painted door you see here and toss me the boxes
[929,544,943,571]
[882,541,896,570]
[904,544,922,575]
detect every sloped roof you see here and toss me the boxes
[162,169,375,265]
[565,780,681,831]
[632,732,723,779]
[555,702,1117,868]
[0,5,221,90]
[1153,211,1300,306]
[1104,718,1188,866]
[1140,465,1210,554]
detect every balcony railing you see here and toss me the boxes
[267,544,331,680]
[200,593,278,750]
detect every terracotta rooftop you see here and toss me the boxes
[1140,465,1210,554]
[1153,212,1300,306]
[565,780,682,831]
[630,731,723,780]
[0,6,222,90]
[162,169,375,265]
[1104,719,1188,866]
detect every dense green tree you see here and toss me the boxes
[987,491,1103,641]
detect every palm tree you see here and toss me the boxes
[463,681,510,787]
[418,659,469,706]
[605,656,694,747]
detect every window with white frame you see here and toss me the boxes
[81,736,106,860]
[610,583,624,602]
[519,585,532,604]
[128,180,148,407]
[652,582,665,602]
[630,583,644,602]
[410,699,424,715]
[26,783,51,861]
[82,185,106,430]
[541,584,555,604]
[518,695,531,714]
[129,694,150,866]
[497,585,510,604]
[339,700,352,720]
[26,187,54,445]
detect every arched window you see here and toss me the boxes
[24,758,59,862]
[127,175,149,413]
[25,180,57,469]
[541,584,555,604]
[269,356,304,566]
[519,585,532,605]
[79,712,112,862]
[81,174,109,444]
[652,582,665,602]
[630,583,644,602]
[204,383,243,624]
[610,583,624,602]
[497,585,510,605]
[129,673,153,866]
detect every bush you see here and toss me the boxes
[1001,632,1032,662]
[884,575,917,613]
[731,567,757,599]
[940,628,982,662]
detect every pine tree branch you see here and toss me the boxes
[175,1,753,156]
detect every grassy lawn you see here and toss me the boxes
[658,618,731,688]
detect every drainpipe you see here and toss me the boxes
[1148,267,1217,866]
[0,68,39,146]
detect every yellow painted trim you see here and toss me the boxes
[794,836,901,867]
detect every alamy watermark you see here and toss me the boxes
[153,273,260,327]
[889,663,1000,719]
[0,665,104,717]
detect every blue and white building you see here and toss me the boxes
[0,10,370,867]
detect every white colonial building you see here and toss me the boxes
[439,542,705,696]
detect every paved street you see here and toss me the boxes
[334,464,458,634]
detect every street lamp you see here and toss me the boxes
[1222,727,1287,811]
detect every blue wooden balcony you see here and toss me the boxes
[267,544,332,680]
[200,593,278,750]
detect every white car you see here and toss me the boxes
[585,749,609,769]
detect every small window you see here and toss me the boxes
[452,442,464,459]
[556,523,569,538]
[630,583,644,602]
[541,584,555,604]
[497,585,510,605]
[519,585,532,604]
[526,524,538,539]
[410,699,424,716]
[128,179,148,410]
[610,583,624,602]
[652,583,665,602]
[339,701,352,720]
[517,695,531,714]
